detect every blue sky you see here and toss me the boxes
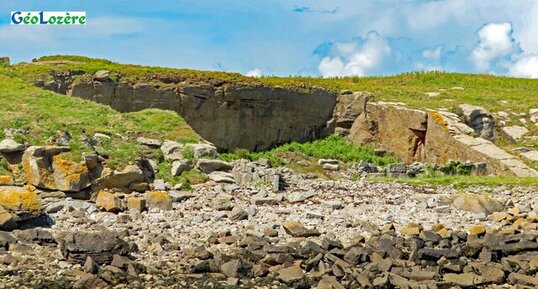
[1,0,538,78]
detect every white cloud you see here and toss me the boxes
[245,68,262,77]
[422,47,442,60]
[470,23,515,71]
[318,32,390,77]
[508,54,538,78]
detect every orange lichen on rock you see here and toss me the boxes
[0,187,42,213]
[429,112,448,128]
[0,175,14,185]
[145,191,173,211]
[52,155,89,181]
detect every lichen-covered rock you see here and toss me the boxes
[95,191,123,213]
[0,206,14,230]
[145,191,172,211]
[51,155,91,191]
[93,165,144,191]
[22,146,90,192]
[0,186,42,214]
[0,175,14,186]
[127,197,146,213]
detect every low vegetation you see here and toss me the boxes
[0,74,200,182]
[1,55,537,186]
[370,175,538,189]
[221,135,398,175]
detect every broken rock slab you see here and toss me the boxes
[452,194,503,215]
[56,230,130,265]
[502,125,529,141]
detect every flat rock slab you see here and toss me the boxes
[56,230,130,265]
[282,221,321,238]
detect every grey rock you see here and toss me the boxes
[229,206,248,221]
[153,179,166,190]
[388,163,407,173]
[501,125,529,141]
[136,137,161,148]
[208,171,236,183]
[188,143,218,159]
[196,159,233,174]
[458,104,496,141]
[0,139,24,153]
[318,159,338,165]
[171,160,192,176]
[321,200,342,210]
[286,190,316,203]
[323,164,339,171]
[93,70,110,81]
[56,230,130,265]
[161,140,183,160]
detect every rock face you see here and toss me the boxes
[350,103,428,163]
[332,91,371,136]
[349,102,538,177]
[22,146,91,192]
[60,79,336,151]
[457,104,496,141]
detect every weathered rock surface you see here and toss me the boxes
[60,78,337,151]
[0,186,43,215]
[22,146,91,191]
[56,230,130,265]
[0,139,25,153]
[457,103,496,141]
[502,125,529,141]
[93,165,145,191]
[196,159,232,174]
[95,191,123,213]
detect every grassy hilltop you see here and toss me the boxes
[0,55,537,187]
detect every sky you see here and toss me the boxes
[1,0,538,78]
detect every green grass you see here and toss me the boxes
[6,55,538,114]
[369,175,538,189]
[0,74,199,173]
[221,135,398,166]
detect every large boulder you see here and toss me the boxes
[452,194,503,215]
[333,91,371,136]
[56,230,130,265]
[95,191,123,213]
[196,159,233,174]
[0,186,43,229]
[22,146,91,192]
[0,139,24,153]
[457,104,496,141]
[161,140,184,160]
[92,165,145,191]
[0,186,43,215]
[187,143,218,159]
